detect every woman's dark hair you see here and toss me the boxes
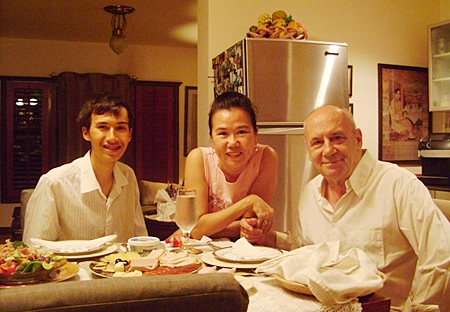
[76,94,134,130]
[208,91,258,136]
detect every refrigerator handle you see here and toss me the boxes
[324,51,339,56]
[258,127,304,135]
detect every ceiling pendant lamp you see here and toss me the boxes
[104,5,135,55]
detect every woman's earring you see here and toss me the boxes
[255,146,259,152]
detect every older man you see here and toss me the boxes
[242,105,450,311]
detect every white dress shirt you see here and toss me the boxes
[23,151,148,244]
[277,150,450,311]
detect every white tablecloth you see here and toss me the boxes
[75,263,361,312]
[245,275,361,312]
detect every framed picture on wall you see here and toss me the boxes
[378,64,429,164]
[184,86,198,157]
[348,65,353,97]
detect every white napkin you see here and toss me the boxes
[223,237,280,261]
[189,235,212,246]
[256,241,384,305]
[154,188,176,221]
[30,234,117,253]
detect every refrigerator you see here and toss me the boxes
[212,38,349,232]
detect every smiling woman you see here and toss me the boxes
[173,91,279,243]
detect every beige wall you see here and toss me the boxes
[198,0,444,172]
[0,38,197,184]
[0,39,196,225]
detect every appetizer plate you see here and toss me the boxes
[59,244,118,260]
[0,267,55,285]
[88,261,202,278]
[213,246,282,263]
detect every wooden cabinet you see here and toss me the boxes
[132,81,181,183]
[1,76,181,202]
[429,19,450,111]
[0,78,57,202]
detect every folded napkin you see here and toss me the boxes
[189,235,212,246]
[223,237,280,261]
[154,188,176,221]
[30,234,117,253]
[256,241,384,305]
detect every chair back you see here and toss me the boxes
[20,189,35,230]
[433,198,450,222]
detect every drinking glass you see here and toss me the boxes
[175,188,198,250]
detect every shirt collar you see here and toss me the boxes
[346,149,374,198]
[80,151,129,193]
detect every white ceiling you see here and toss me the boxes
[0,0,198,49]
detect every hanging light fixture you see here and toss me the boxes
[104,5,135,54]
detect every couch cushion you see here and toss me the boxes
[0,273,249,312]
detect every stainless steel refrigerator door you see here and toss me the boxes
[258,127,318,232]
[245,38,348,123]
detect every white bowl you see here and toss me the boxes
[128,236,161,254]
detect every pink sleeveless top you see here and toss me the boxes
[201,144,267,212]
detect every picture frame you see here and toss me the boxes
[378,64,429,164]
[184,86,198,157]
[348,65,353,97]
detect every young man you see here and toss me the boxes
[23,94,147,244]
[242,105,450,311]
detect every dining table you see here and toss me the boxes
[1,240,390,312]
[66,242,390,312]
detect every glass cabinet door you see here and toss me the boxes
[429,20,450,111]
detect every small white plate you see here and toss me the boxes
[59,244,118,260]
[213,246,282,263]
[202,251,260,269]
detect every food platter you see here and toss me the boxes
[0,262,79,287]
[0,267,56,285]
[213,246,282,263]
[59,244,118,260]
[88,261,202,278]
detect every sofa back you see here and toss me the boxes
[0,273,249,312]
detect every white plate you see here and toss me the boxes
[51,244,105,255]
[213,246,282,263]
[234,275,254,291]
[201,251,261,269]
[60,244,118,260]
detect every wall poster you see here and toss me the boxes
[378,63,429,164]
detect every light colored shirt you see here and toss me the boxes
[277,150,450,311]
[23,151,148,244]
[201,144,266,212]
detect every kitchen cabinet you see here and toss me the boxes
[429,19,450,111]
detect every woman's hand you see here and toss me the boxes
[240,218,265,244]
